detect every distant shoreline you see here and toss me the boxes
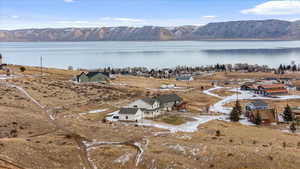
[1,39,300,43]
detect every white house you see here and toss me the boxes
[160,84,175,89]
[118,108,143,122]
[126,98,161,118]
[114,94,184,122]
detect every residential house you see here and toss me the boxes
[285,84,297,92]
[245,100,268,111]
[245,100,268,117]
[160,84,175,89]
[296,85,300,91]
[157,94,183,111]
[256,84,288,96]
[249,109,277,124]
[118,108,143,122]
[115,94,184,122]
[75,72,109,83]
[240,82,255,91]
[176,76,193,81]
[278,78,294,85]
[126,98,161,118]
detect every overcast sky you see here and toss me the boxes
[1,0,300,30]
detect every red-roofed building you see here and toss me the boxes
[256,84,288,96]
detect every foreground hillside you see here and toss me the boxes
[1,20,300,41]
[0,65,300,169]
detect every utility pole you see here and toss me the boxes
[236,87,239,101]
[40,56,43,78]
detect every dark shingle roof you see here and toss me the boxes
[119,108,139,115]
[141,98,156,105]
[263,77,278,81]
[250,100,268,107]
[86,72,107,78]
[157,94,182,104]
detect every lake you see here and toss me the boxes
[1,41,300,69]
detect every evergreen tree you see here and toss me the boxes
[254,112,262,125]
[283,104,293,122]
[235,100,242,116]
[292,65,297,72]
[230,101,241,122]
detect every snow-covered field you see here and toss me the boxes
[104,85,300,133]
[202,86,227,99]
[0,75,20,80]
[204,86,300,114]
[138,115,226,133]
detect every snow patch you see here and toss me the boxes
[114,152,131,165]
[138,115,225,133]
[79,109,108,115]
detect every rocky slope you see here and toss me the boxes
[1,20,300,41]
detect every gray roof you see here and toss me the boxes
[157,94,182,104]
[119,108,139,115]
[263,77,278,81]
[176,76,192,81]
[249,100,268,107]
[86,72,108,79]
[141,98,157,105]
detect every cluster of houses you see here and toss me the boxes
[240,77,299,96]
[245,100,300,124]
[74,70,194,84]
[113,93,185,122]
[81,63,275,80]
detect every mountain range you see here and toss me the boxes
[1,19,300,41]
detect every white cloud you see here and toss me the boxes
[11,15,19,19]
[202,16,217,19]
[289,18,300,21]
[57,20,89,24]
[100,17,145,23]
[241,0,300,15]
[64,0,74,3]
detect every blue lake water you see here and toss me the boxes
[0,41,300,69]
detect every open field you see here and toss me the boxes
[0,65,300,169]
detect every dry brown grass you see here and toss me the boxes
[211,88,237,97]
[1,66,300,169]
